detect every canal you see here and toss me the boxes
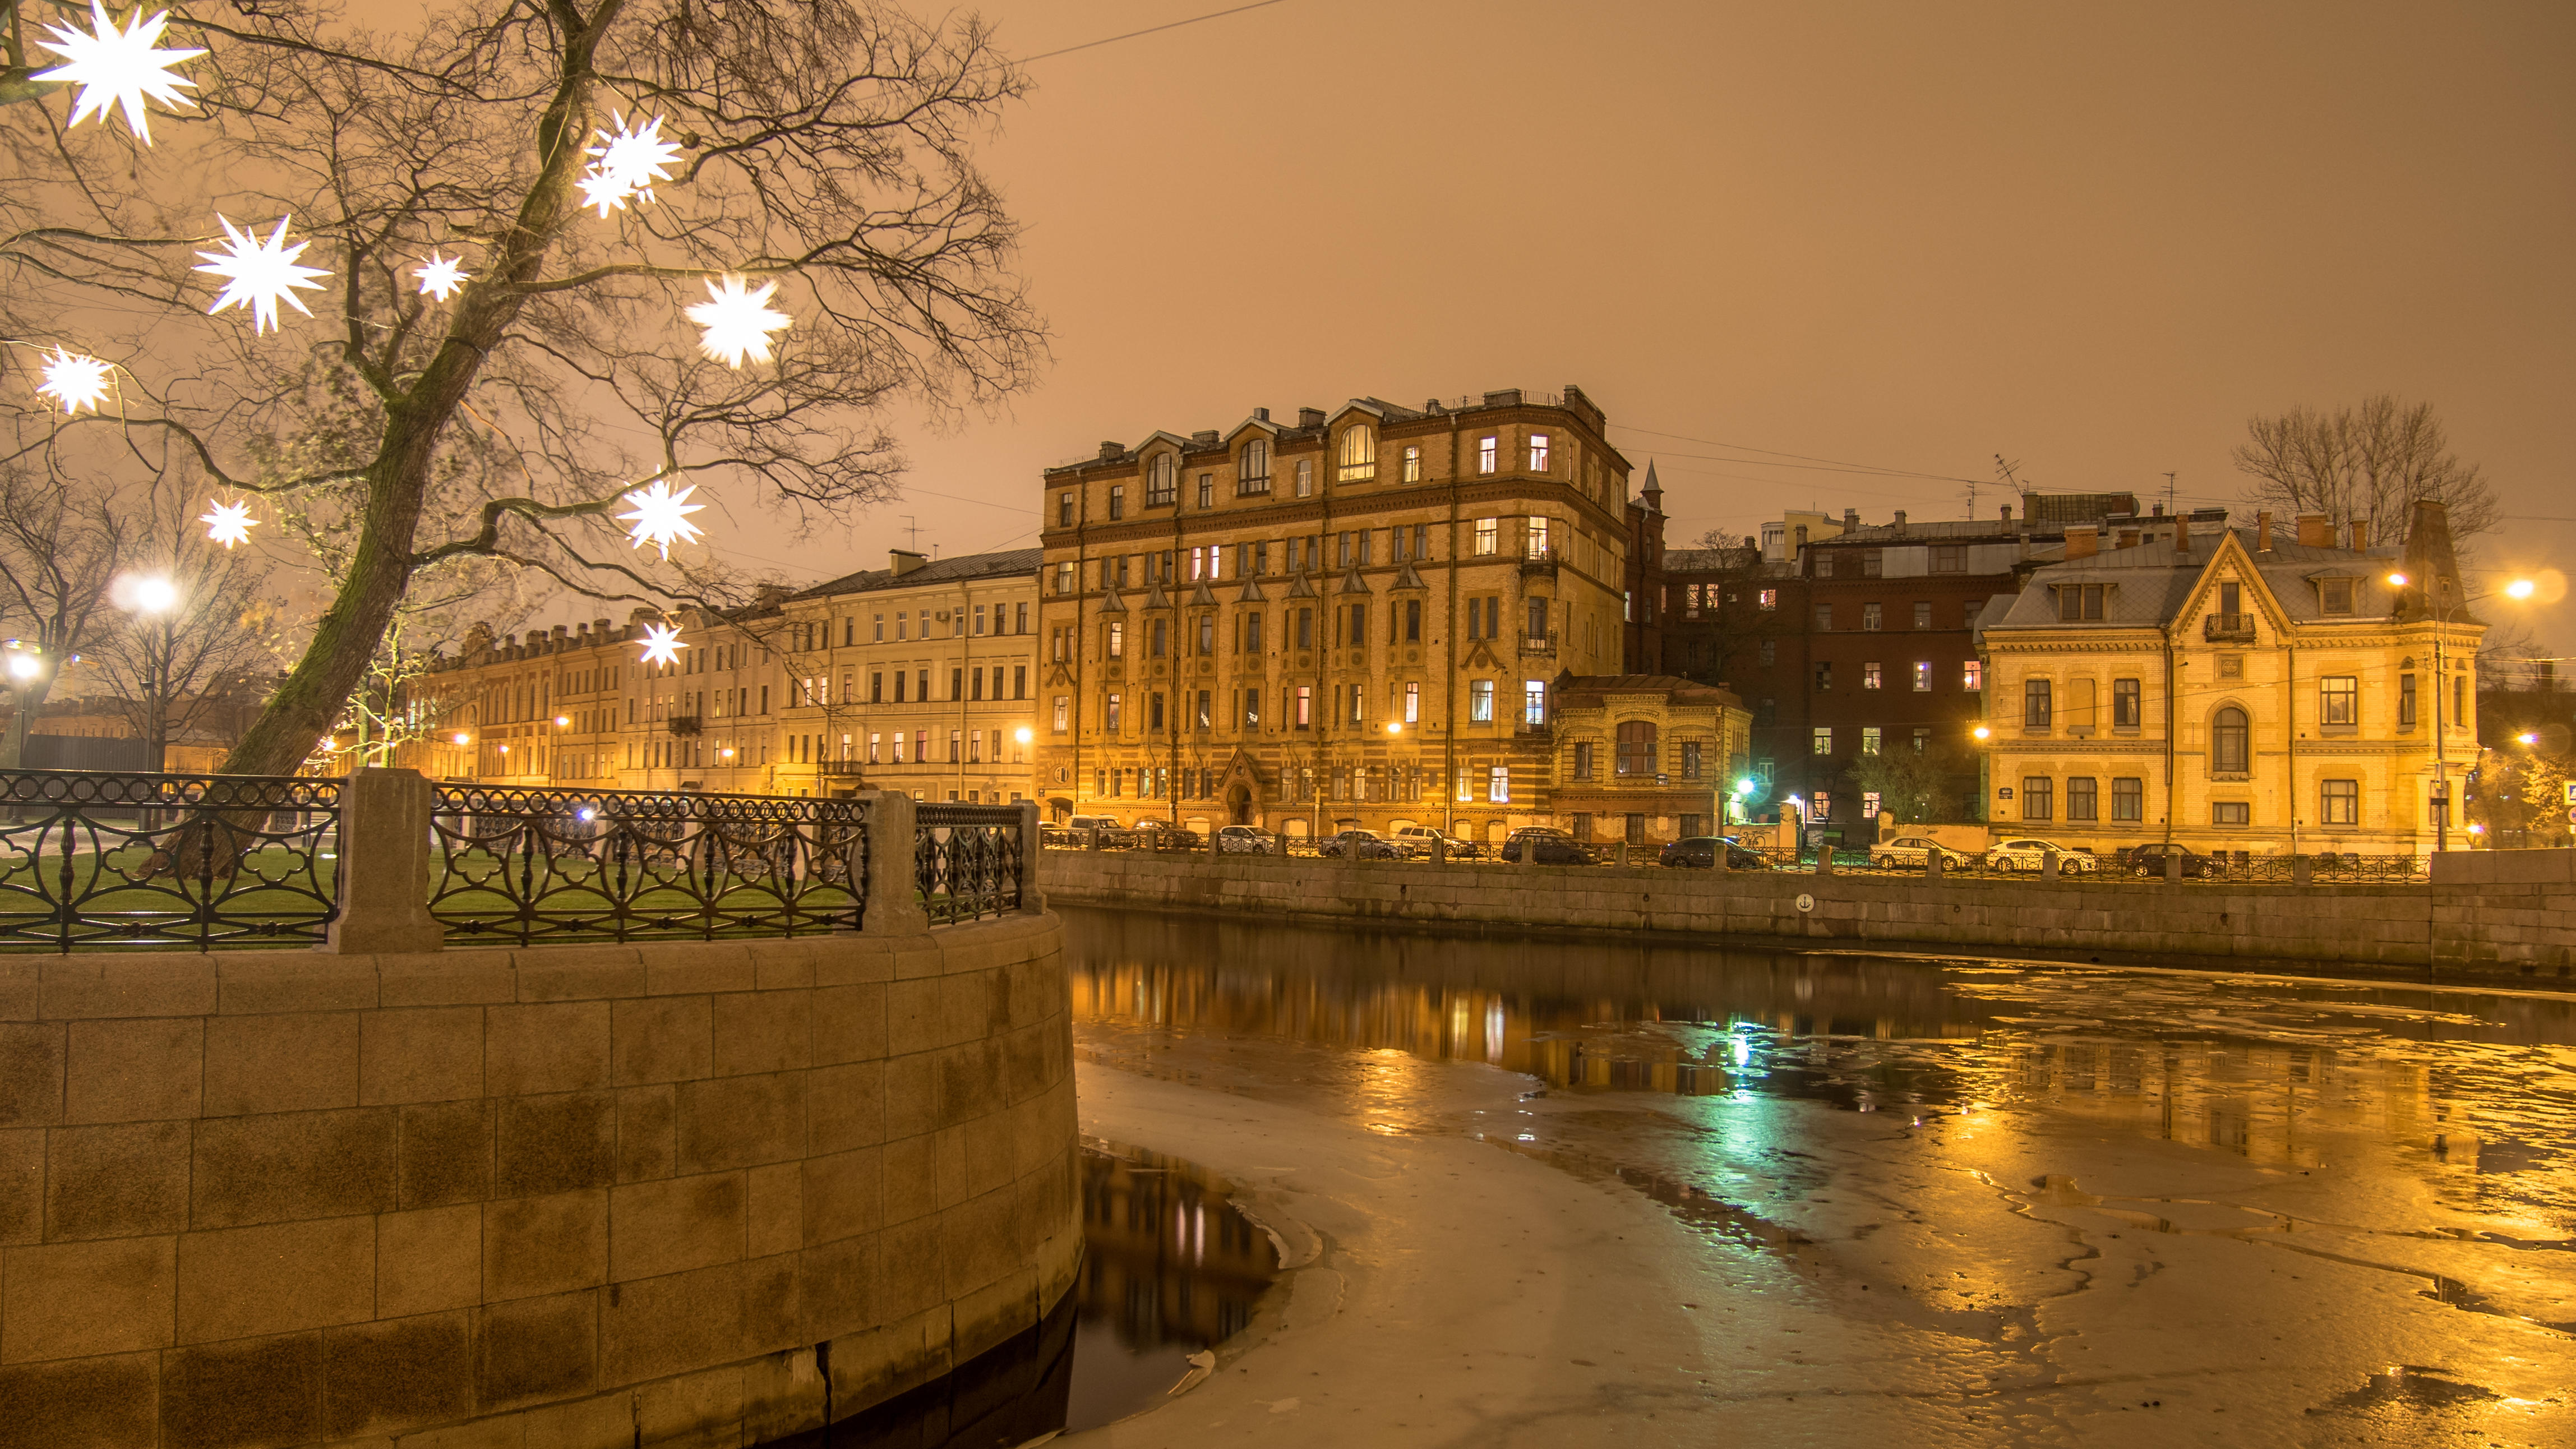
[1046,905,2576,1447]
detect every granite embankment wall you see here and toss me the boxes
[1040,848,2576,982]
[0,913,1075,1449]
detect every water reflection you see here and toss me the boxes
[1061,908,2576,1231]
[1067,1142,1276,1432]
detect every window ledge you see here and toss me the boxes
[2317,725,2360,736]
[2111,726,2142,736]
[2210,772,2251,782]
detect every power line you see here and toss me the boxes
[1017,0,1294,67]
[1609,423,1986,484]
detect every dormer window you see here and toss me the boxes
[1144,454,1176,507]
[2320,577,2355,614]
[2056,583,2106,621]
[1337,424,1377,482]
[1238,439,1271,496]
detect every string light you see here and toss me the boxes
[36,348,113,414]
[30,2,205,145]
[193,215,330,333]
[413,251,469,301]
[616,479,706,559]
[582,113,683,211]
[684,275,790,368]
[636,622,686,667]
[199,497,256,548]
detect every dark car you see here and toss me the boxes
[1658,836,1769,870]
[1128,820,1204,852]
[1317,828,1410,860]
[2121,841,2210,878]
[1503,827,1596,865]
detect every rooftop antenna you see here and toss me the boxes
[901,515,919,552]
[1989,454,2024,516]
[2161,472,2177,516]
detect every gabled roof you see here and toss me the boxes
[792,547,1041,601]
[1983,527,2415,634]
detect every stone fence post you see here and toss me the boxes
[862,790,929,935]
[324,767,443,954]
[1017,799,1046,915]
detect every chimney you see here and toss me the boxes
[2256,511,2273,553]
[2065,525,2099,560]
[1298,407,1325,428]
[2349,519,2368,551]
[593,619,611,634]
[1097,440,1123,461]
[1892,510,1908,529]
[890,548,926,576]
[2296,513,2332,548]
[2176,515,2192,553]
[1253,407,1271,423]
[1793,524,1808,556]
[2000,504,2014,523]
[1843,507,1859,532]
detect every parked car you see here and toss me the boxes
[1213,824,1281,855]
[1869,834,1975,871]
[1391,824,1480,858]
[1503,827,1598,865]
[1983,837,2099,872]
[2120,841,2210,878]
[1128,819,1204,851]
[1658,836,1770,870]
[1317,828,1411,860]
[1061,814,1132,848]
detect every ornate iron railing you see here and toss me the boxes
[430,786,867,944]
[0,770,343,952]
[916,803,1023,925]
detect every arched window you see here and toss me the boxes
[1337,424,1377,482]
[1615,720,1659,777]
[1238,440,1271,494]
[2212,706,2249,773]
[1144,453,1176,506]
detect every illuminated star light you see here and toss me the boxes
[413,251,469,302]
[577,168,636,219]
[684,275,791,369]
[31,2,206,145]
[583,112,683,204]
[36,348,114,415]
[616,479,707,559]
[636,622,686,667]
[193,215,331,334]
[199,497,256,548]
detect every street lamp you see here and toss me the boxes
[2,642,52,770]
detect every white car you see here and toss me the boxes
[1983,837,2098,872]
[1870,834,1974,870]
[1391,824,1480,858]
[1213,825,1279,854]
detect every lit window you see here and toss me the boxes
[1523,680,1547,726]
[1963,661,1984,691]
[1402,445,1421,483]
[1863,662,1883,690]
[1470,680,1494,722]
[1861,726,1881,756]
[1913,661,1931,691]
[1529,433,1550,472]
[1404,681,1419,722]
[1758,589,1778,611]
[1477,436,1498,474]
[1812,727,1833,755]
[1526,517,1550,560]
[1474,519,1498,556]
[1488,765,1511,803]
[1338,424,1377,482]
[1106,622,1123,659]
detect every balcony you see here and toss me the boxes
[1518,547,1558,577]
[2203,613,2256,644]
[816,759,867,778]
[667,714,702,737]
[1518,630,1555,659]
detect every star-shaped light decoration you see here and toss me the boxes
[413,251,469,302]
[193,215,331,333]
[616,479,707,559]
[636,622,686,667]
[684,275,791,369]
[583,113,683,208]
[199,497,256,549]
[577,167,636,219]
[31,2,206,145]
[36,348,114,415]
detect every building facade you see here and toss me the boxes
[1977,502,2481,856]
[1033,386,1743,845]
[772,548,1041,804]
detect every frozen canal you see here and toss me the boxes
[1054,906,2576,1448]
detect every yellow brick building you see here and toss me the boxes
[1034,386,1744,845]
[1977,502,2483,856]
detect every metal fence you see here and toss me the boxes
[430,785,869,945]
[916,804,1024,925]
[0,770,343,951]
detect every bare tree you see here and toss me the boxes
[0,464,126,764]
[1672,532,1796,688]
[4,1,1044,776]
[2231,395,2499,547]
[83,482,284,768]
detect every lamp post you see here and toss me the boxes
[1,643,52,769]
[2388,570,2533,853]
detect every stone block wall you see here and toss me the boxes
[1038,850,2576,982]
[0,913,1077,1449]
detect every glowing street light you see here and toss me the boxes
[133,576,178,613]
[1971,724,1992,741]
[6,649,42,682]
[2517,732,2540,746]
[1014,727,1033,745]
[1385,721,1403,735]
[2505,578,2537,601]
[451,732,472,746]
[553,715,570,727]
